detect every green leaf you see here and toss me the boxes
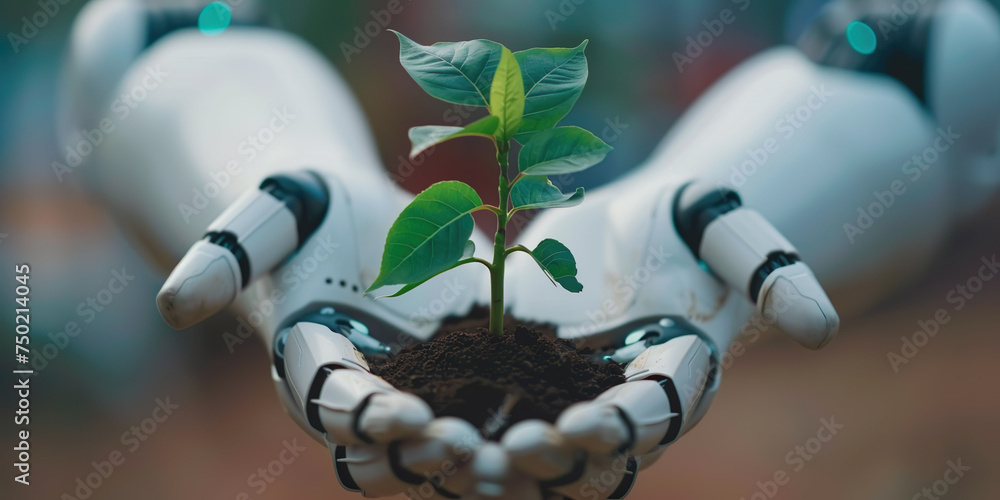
[376,257,479,299]
[407,116,499,159]
[510,175,584,211]
[376,241,479,299]
[366,181,483,293]
[513,41,589,139]
[489,47,525,143]
[528,238,583,293]
[393,31,503,108]
[518,126,612,175]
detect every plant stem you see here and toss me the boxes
[489,146,511,337]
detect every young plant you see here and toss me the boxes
[365,32,612,337]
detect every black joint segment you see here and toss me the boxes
[204,231,251,288]
[614,406,637,455]
[388,441,427,485]
[272,328,289,380]
[655,378,683,445]
[305,365,337,435]
[351,394,376,444]
[609,457,640,500]
[539,450,589,490]
[334,445,362,492]
[260,171,330,247]
[673,181,742,259]
[748,251,801,303]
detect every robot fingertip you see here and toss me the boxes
[761,263,840,350]
[157,241,241,330]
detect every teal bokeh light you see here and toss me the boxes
[846,21,877,55]
[198,2,232,36]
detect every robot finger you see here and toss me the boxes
[502,419,637,500]
[557,335,713,456]
[332,417,483,499]
[270,364,324,443]
[673,180,839,349]
[156,171,329,329]
[282,322,433,446]
[503,420,576,482]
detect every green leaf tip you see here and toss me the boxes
[394,31,504,109]
[519,126,612,176]
[489,47,525,143]
[510,175,585,211]
[528,238,583,293]
[407,115,500,159]
[513,40,590,139]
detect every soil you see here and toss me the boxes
[372,307,625,436]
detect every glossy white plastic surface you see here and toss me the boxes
[156,239,240,329]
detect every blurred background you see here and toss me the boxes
[2,0,999,498]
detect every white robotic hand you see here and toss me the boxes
[155,169,501,497]
[498,179,840,499]
[279,321,485,498]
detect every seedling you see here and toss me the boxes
[365,32,612,337]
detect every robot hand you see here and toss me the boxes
[154,166,503,498]
[496,178,840,499]
[153,171,544,499]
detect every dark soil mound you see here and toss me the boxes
[373,324,625,436]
